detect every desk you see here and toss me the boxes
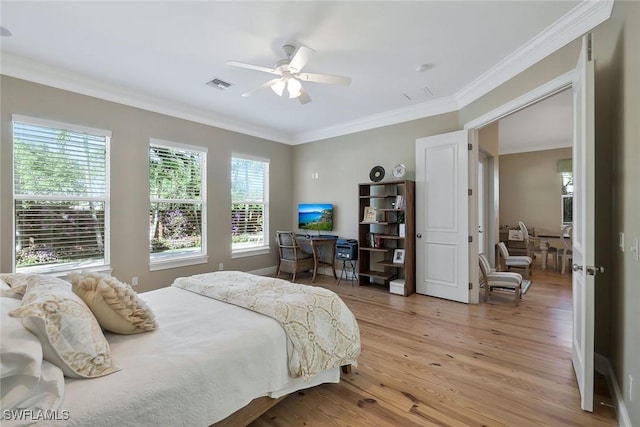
[296,237,337,282]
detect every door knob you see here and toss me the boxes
[416,233,422,238]
[572,264,582,272]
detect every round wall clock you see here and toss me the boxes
[392,163,406,179]
[369,165,385,182]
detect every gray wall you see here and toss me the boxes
[499,147,573,237]
[0,76,294,292]
[292,113,459,241]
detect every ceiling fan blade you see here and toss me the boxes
[288,46,316,72]
[298,86,312,104]
[226,61,280,75]
[298,72,351,86]
[241,78,283,97]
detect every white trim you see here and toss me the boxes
[1,1,613,145]
[464,70,575,131]
[456,0,613,109]
[149,254,208,271]
[247,266,278,276]
[231,245,270,259]
[595,353,632,427]
[12,113,112,137]
[2,54,290,144]
[292,96,459,145]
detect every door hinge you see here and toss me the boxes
[468,236,473,243]
[468,188,472,196]
[587,33,593,61]
[468,143,473,151]
[468,282,473,290]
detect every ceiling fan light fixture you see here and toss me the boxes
[271,79,286,96]
[287,78,302,98]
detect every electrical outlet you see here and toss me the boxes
[632,238,640,263]
[619,232,625,252]
[131,276,139,287]
[218,263,224,271]
[630,374,634,401]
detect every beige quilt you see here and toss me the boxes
[172,271,361,380]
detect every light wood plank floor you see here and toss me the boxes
[253,267,617,426]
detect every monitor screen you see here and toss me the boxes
[298,203,333,231]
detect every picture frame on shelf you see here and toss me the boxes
[393,248,405,264]
[362,206,378,223]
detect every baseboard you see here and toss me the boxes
[248,266,278,276]
[595,352,632,427]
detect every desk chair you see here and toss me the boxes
[497,241,532,278]
[479,253,524,306]
[276,231,314,282]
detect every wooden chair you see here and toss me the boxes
[275,231,314,282]
[496,241,532,278]
[479,253,524,306]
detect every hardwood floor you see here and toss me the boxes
[252,267,617,426]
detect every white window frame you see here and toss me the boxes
[231,154,270,258]
[149,139,208,271]
[561,171,573,226]
[11,114,111,275]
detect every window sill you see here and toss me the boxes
[149,254,209,271]
[16,263,112,278]
[232,245,271,259]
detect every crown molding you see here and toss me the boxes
[0,0,614,145]
[291,96,459,144]
[1,53,292,144]
[455,0,614,109]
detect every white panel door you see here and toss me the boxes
[416,130,469,303]
[572,34,597,412]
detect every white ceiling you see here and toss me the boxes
[0,1,611,145]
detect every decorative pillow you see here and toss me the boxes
[69,271,157,334]
[1,278,21,299]
[1,297,43,379]
[1,360,65,412]
[0,273,33,298]
[9,275,118,378]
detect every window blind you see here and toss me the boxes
[13,119,109,272]
[149,141,206,261]
[231,156,269,251]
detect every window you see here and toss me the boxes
[12,115,110,273]
[149,140,207,269]
[231,155,269,255]
[561,171,573,225]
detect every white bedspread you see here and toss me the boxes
[173,271,361,380]
[30,286,340,427]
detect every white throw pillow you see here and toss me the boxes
[1,297,43,379]
[1,360,64,413]
[0,273,32,298]
[9,275,119,378]
[69,271,157,334]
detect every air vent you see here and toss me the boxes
[206,78,232,90]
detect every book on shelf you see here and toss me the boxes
[395,195,405,210]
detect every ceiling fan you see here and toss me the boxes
[227,44,351,104]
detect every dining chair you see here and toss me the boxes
[560,225,573,274]
[519,221,559,271]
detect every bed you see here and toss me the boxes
[1,271,361,426]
